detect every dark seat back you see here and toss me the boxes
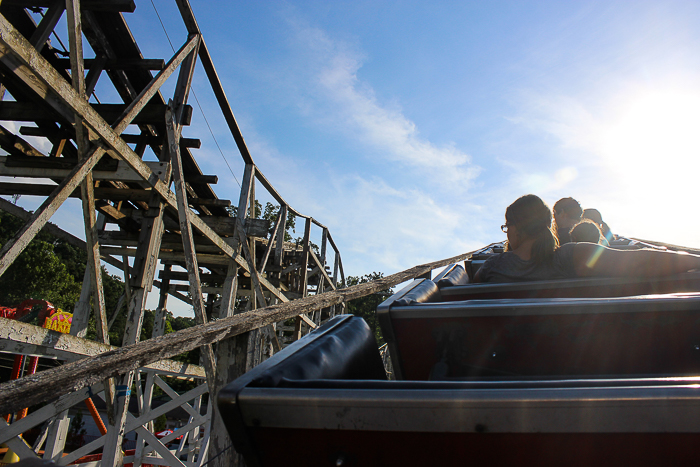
[379,292,700,380]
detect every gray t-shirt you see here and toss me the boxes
[478,243,577,283]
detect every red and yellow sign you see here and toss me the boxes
[44,310,72,334]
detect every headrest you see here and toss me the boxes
[436,264,468,288]
[393,279,441,306]
[248,315,387,387]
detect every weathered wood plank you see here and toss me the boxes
[0,125,45,158]
[0,318,206,378]
[258,205,282,273]
[167,102,216,391]
[112,35,199,134]
[0,248,477,413]
[309,248,336,290]
[67,0,110,351]
[0,156,170,182]
[298,313,317,329]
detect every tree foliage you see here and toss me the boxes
[0,211,81,311]
[344,272,393,346]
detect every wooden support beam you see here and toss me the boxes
[0,196,126,271]
[120,133,201,149]
[84,53,107,96]
[0,182,230,206]
[0,156,170,182]
[167,103,216,390]
[55,58,166,70]
[0,124,46,158]
[111,34,199,133]
[3,0,136,12]
[159,270,227,283]
[0,146,105,278]
[298,313,317,329]
[29,1,65,51]
[237,217,266,310]
[258,205,282,274]
[299,217,311,297]
[0,102,194,126]
[0,319,206,376]
[309,248,336,291]
[174,1,254,166]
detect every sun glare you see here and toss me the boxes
[596,90,700,246]
[602,91,700,172]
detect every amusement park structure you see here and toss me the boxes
[0,1,395,465]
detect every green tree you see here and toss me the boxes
[344,272,393,345]
[0,213,81,311]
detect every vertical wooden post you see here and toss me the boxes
[66,0,109,345]
[208,163,254,467]
[167,103,216,390]
[299,217,311,298]
[135,265,171,467]
[331,250,340,317]
[42,4,111,460]
[71,213,107,337]
[274,205,287,272]
[293,217,312,340]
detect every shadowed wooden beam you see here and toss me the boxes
[55,58,165,70]
[3,0,136,12]
[0,102,194,126]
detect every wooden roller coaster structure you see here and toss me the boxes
[0,1,472,466]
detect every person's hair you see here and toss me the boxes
[504,194,558,264]
[553,197,583,220]
[582,208,602,224]
[583,208,612,241]
[569,219,603,244]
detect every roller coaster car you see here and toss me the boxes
[218,240,700,466]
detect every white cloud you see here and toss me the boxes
[287,20,480,186]
[312,172,486,276]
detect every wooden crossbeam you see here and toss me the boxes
[0,248,477,414]
[0,383,103,446]
[0,156,169,181]
[309,248,336,290]
[0,183,230,206]
[0,102,194,126]
[3,0,136,12]
[0,318,206,378]
[54,57,165,70]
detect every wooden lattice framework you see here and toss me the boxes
[0,1,348,465]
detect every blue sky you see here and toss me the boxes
[7,1,700,315]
